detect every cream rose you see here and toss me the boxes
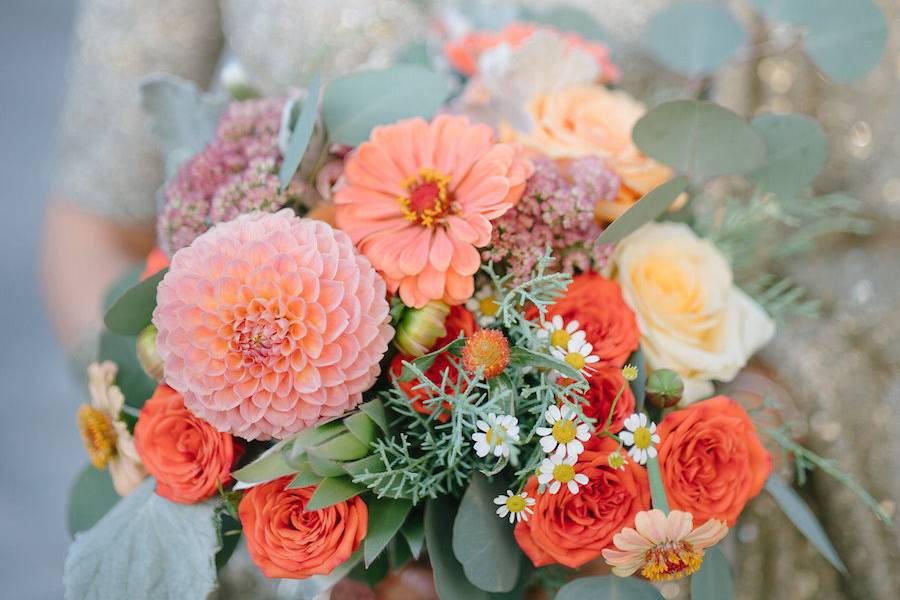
[609,222,775,402]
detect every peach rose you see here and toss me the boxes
[239,477,368,579]
[134,385,241,504]
[657,396,771,526]
[501,85,674,214]
[514,440,651,568]
[609,222,776,402]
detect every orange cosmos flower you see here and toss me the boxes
[335,115,533,308]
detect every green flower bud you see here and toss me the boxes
[136,324,165,382]
[646,369,684,409]
[393,300,451,357]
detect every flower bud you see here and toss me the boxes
[136,324,165,382]
[646,369,684,409]
[393,300,451,357]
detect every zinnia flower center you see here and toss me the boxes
[78,404,117,469]
[641,541,704,581]
[552,463,576,483]
[564,351,586,371]
[398,168,454,227]
[633,427,652,449]
[479,296,500,316]
[551,419,577,444]
[505,495,527,513]
[550,329,571,348]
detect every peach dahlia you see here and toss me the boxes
[335,115,533,308]
[153,210,393,440]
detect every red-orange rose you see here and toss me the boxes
[239,477,368,579]
[533,272,639,367]
[390,305,476,422]
[134,385,242,504]
[658,395,771,526]
[514,439,651,568]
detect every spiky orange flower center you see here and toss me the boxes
[462,329,510,379]
[398,168,454,227]
[641,541,704,581]
[78,404,118,469]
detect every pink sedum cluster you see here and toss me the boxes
[157,99,305,254]
[484,156,619,283]
[153,210,393,440]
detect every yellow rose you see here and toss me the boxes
[608,222,775,402]
[502,84,677,220]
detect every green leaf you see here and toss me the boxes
[322,66,451,146]
[646,457,670,514]
[215,513,242,571]
[626,348,647,412]
[764,475,847,573]
[282,420,346,464]
[596,176,689,245]
[306,451,350,478]
[312,431,371,461]
[98,329,157,411]
[279,74,321,188]
[364,497,413,567]
[359,398,390,435]
[646,2,745,76]
[750,113,827,194]
[399,336,466,382]
[344,454,386,477]
[306,476,368,512]
[521,6,608,42]
[451,474,522,593]
[103,268,168,336]
[556,575,664,600]
[344,412,378,445]
[691,547,735,600]
[508,346,584,382]
[425,496,490,600]
[633,100,766,181]
[401,509,426,559]
[232,440,297,484]
[275,550,363,599]
[64,479,221,600]
[487,372,516,414]
[286,470,325,489]
[67,465,121,537]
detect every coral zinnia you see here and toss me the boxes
[153,210,393,440]
[335,115,533,308]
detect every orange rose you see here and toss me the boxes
[581,366,635,435]
[239,477,368,579]
[531,272,640,367]
[514,440,651,568]
[134,385,241,504]
[657,396,771,526]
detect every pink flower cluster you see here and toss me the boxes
[157,99,305,254]
[483,157,619,283]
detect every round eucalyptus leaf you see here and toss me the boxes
[750,113,826,194]
[557,576,664,600]
[632,100,766,181]
[691,547,735,600]
[522,6,608,42]
[646,2,745,76]
[68,464,121,537]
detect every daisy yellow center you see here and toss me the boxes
[505,495,527,513]
[77,404,118,470]
[551,419,578,444]
[398,168,453,228]
[485,424,507,446]
[479,297,499,316]
[641,542,704,581]
[633,427,653,449]
[552,463,576,483]
[608,452,627,469]
[564,351,585,371]
[550,329,570,349]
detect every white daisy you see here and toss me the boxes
[465,285,501,327]
[619,413,661,465]
[550,337,600,376]
[537,315,586,351]
[535,404,592,459]
[537,454,589,495]
[472,413,520,458]
[493,490,537,523]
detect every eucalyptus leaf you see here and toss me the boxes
[103,268,168,336]
[278,74,321,188]
[691,547,735,600]
[521,6,608,42]
[305,476,367,512]
[646,2,745,76]
[596,176,689,245]
[359,398,390,435]
[275,550,362,600]
[764,475,847,573]
[508,346,584,382]
[64,479,221,600]
[451,474,522,593]
[425,496,489,600]
[646,457,670,514]
[364,497,413,567]
[750,113,826,194]
[322,66,451,146]
[98,329,157,411]
[67,465,120,537]
[556,575,664,600]
[632,100,766,181]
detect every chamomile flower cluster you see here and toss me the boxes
[472,413,520,458]
[493,490,536,523]
[538,315,600,376]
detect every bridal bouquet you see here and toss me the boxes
[65,2,890,599]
